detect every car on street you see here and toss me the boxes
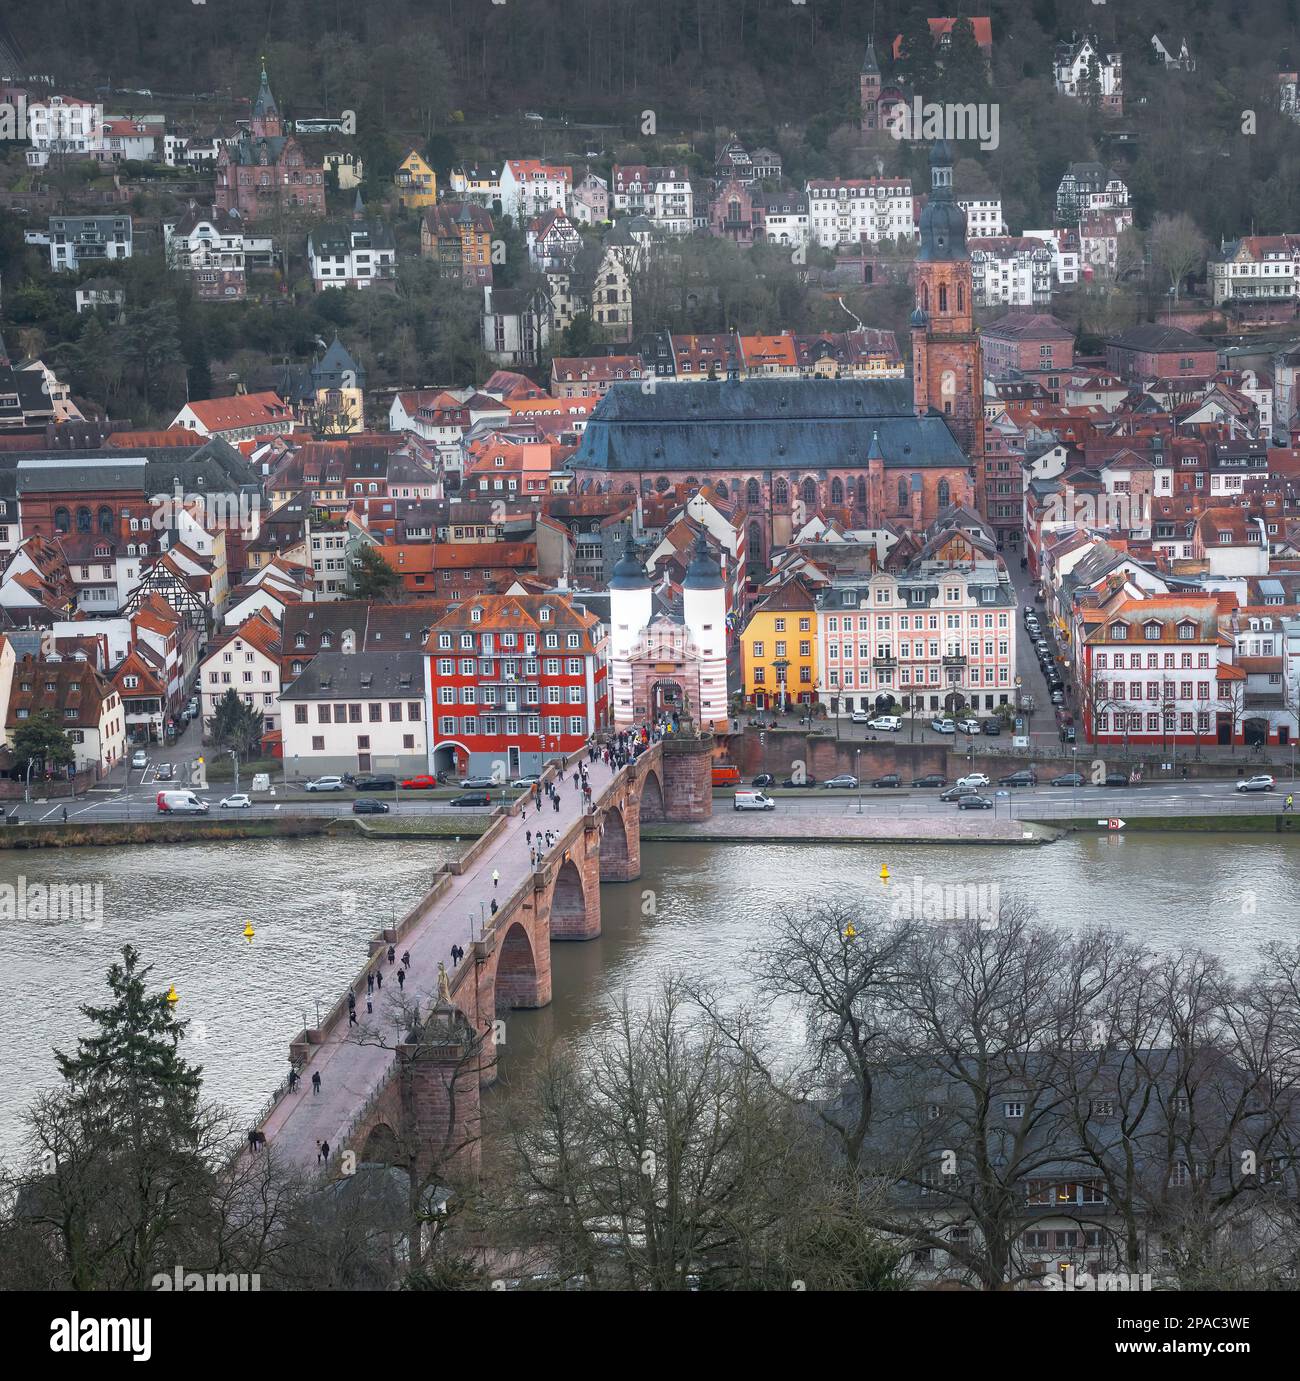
[733,790,775,811]
[401,775,437,789]
[958,794,994,810]
[523,110,544,120]
[930,718,956,734]
[982,719,1002,735]
[459,776,497,789]
[850,710,871,723]
[131,749,148,770]
[998,770,1038,787]
[220,794,252,809]
[353,799,390,814]
[912,773,947,788]
[355,774,397,791]
[1050,773,1085,788]
[306,776,346,792]
[867,715,902,731]
[156,763,174,782]
[751,773,776,788]
[871,774,902,788]
[781,774,816,788]
[956,772,990,788]
[1050,690,1065,706]
[1236,775,1276,793]
[449,792,492,808]
[956,717,981,735]
[822,774,859,789]
[939,785,977,802]
[1103,772,1128,787]
[512,775,541,788]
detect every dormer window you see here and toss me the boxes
[471,608,482,623]
[1110,622,1129,640]
[1143,622,1162,641]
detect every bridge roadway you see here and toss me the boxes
[257,751,618,1172]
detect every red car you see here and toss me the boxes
[400,775,437,790]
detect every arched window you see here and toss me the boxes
[897,477,907,508]
[938,283,948,313]
[957,283,964,312]
[746,477,761,506]
[830,477,844,504]
[748,520,764,560]
[801,477,817,506]
[76,506,92,533]
[97,506,113,534]
[921,282,929,312]
[53,507,71,533]
[773,477,788,505]
[857,476,867,506]
[714,480,728,499]
[938,479,951,509]
[728,197,741,222]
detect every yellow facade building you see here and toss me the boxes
[395,150,437,208]
[739,576,819,709]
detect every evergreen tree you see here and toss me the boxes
[351,542,402,601]
[11,707,77,773]
[206,687,266,758]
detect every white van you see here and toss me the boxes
[157,790,210,815]
[251,773,271,793]
[733,790,775,811]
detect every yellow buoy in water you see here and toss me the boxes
[880,863,890,883]
[243,922,255,942]
[165,984,179,1008]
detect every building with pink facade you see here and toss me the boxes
[816,559,1019,718]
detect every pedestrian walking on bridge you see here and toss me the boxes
[396,968,406,991]
[492,868,500,888]
[312,1071,321,1094]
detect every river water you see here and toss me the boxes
[2,833,1297,1163]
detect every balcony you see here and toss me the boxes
[872,655,898,668]
[941,654,968,668]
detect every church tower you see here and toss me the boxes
[911,140,984,462]
[860,41,882,133]
[250,60,283,140]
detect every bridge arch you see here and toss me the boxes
[495,920,543,1009]
[638,766,665,822]
[548,854,599,941]
[359,1120,403,1167]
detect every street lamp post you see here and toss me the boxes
[1072,744,1078,814]
[855,747,862,814]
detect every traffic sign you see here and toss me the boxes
[1095,818,1126,830]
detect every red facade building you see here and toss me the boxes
[424,593,608,779]
[215,64,325,223]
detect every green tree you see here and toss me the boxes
[896,13,938,97]
[351,542,402,601]
[206,687,265,758]
[11,708,76,773]
[122,300,181,408]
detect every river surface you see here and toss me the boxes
[2,833,1297,1163]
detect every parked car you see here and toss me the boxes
[930,718,956,734]
[400,775,437,789]
[733,790,776,811]
[1103,772,1128,787]
[220,794,252,809]
[459,776,497,789]
[1050,773,1085,788]
[955,717,981,735]
[981,719,1003,736]
[867,715,902,732]
[305,776,346,792]
[850,710,871,724]
[353,799,390,814]
[958,794,994,810]
[781,774,816,788]
[512,775,541,789]
[523,110,544,121]
[939,785,977,802]
[998,770,1038,787]
[911,773,947,788]
[822,774,859,789]
[1236,775,1276,793]
[156,763,174,782]
[131,749,148,770]
[450,792,492,807]
[956,773,990,788]
[751,773,776,788]
[157,790,208,814]
[871,774,902,788]
[1050,690,1065,706]
[355,774,397,791]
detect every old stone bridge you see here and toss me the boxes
[256,733,714,1181]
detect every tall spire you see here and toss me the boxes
[250,57,282,138]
